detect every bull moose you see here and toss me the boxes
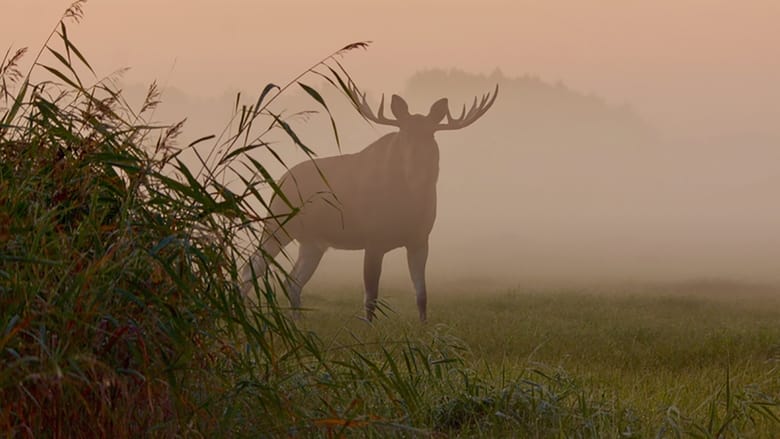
[242,82,498,321]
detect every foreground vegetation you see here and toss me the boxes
[1,4,778,437]
[305,282,780,436]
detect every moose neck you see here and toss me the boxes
[395,129,440,189]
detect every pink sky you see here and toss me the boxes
[5,0,780,137]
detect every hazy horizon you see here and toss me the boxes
[7,1,780,137]
[5,1,780,289]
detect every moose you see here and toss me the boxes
[242,82,498,321]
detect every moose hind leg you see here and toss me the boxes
[363,248,385,321]
[241,227,292,296]
[406,242,429,322]
[284,242,325,312]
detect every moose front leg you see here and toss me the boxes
[406,242,429,322]
[363,248,385,321]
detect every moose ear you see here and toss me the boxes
[390,95,409,120]
[428,98,449,123]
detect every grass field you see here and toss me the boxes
[302,281,780,436]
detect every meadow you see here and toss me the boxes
[1,4,778,437]
[303,282,780,436]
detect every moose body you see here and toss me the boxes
[276,131,439,251]
[242,83,497,321]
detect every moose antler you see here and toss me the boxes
[437,84,499,131]
[346,80,401,127]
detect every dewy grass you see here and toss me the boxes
[1,3,779,437]
[306,287,780,436]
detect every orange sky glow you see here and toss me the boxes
[4,0,780,139]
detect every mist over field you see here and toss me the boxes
[6,0,780,289]
[118,68,780,290]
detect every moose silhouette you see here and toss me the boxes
[242,81,498,321]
